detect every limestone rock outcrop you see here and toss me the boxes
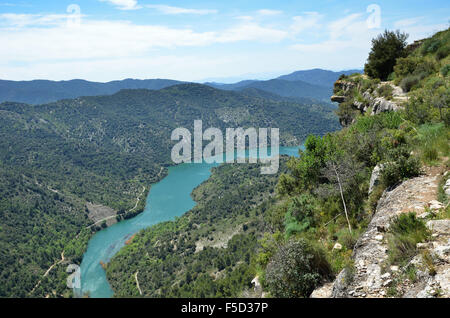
[312,166,450,298]
[332,77,406,126]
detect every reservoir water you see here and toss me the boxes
[79,146,301,298]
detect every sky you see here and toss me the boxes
[0,0,448,82]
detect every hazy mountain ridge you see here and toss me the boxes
[277,69,363,86]
[0,78,185,105]
[0,69,361,105]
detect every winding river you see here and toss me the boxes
[78,146,301,298]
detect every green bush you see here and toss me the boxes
[365,30,409,80]
[421,38,442,54]
[336,228,360,249]
[377,84,394,100]
[405,93,433,124]
[381,147,421,188]
[265,239,332,298]
[441,64,450,77]
[416,123,449,164]
[400,74,421,92]
[387,213,430,265]
[284,194,317,238]
[394,56,420,80]
[413,59,438,77]
[436,44,450,60]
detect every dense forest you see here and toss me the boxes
[0,83,340,297]
[105,28,449,298]
[106,160,288,297]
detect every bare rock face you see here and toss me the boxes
[427,220,450,237]
[331,95,346,103]
[369,164,385,195]
[310,282,333,298]
[371,97,402,114]
[444,178,450,197]
[408,222,450,298]
[331,78,405,127]
[313,167,449,298]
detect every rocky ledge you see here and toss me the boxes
[312,167,450,298]
[332,76,407,126]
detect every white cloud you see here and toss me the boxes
[235,16,254,22]
[257,9,282,16]
[290,13,380,68]
[0,13,72,27]
[291,12,322,34]
[392,17,447,42]
[0,14,287,64]
[217,22,288,43]
[145,4,217,15]
[394,17,423,28]
[328,13,364,40]
[99,0,140,11]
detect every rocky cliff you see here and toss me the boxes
[331,74,407,126]
[312,166,450,298]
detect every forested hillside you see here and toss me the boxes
[106,160,288,297]
[0,83,339,297]
[277,69,362,87]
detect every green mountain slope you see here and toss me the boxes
[106,161,288,297]
[0,83,339,297]
[277,69,362,87]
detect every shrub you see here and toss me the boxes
[405,93,432,124]
[336,227,360,249]
[381,147,421,188]
[284,194,317,238]
[336,99,359,127]
[377,84,394,100]
[368,184,385,214]
[387,212,430,265]
[365,30,409,80]
[416,123,449,164]
[265,239,332,298]
[394,56,420,79]
[441,64,450,77]
[413,59,438,77]
[421,38,442,54]
[436,44,450,60]
[400,74,420,92]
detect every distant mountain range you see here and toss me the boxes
[0,69,362,105]
[0,78,184,105]
[277,68,362,87]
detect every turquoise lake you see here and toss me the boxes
[78,146,301,298]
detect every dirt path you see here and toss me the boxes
[30,251,65,295]
[86,214,118,229]
[129,186,146,212]
[135,271,143,296]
